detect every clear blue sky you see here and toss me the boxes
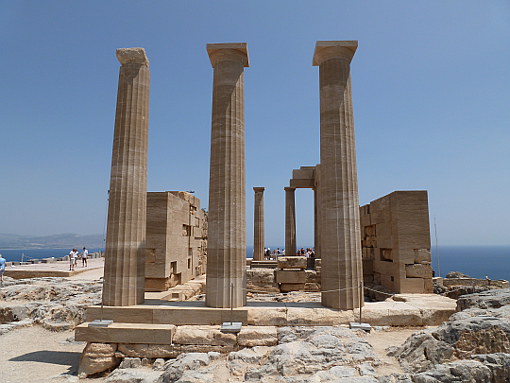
[1,1,509,246]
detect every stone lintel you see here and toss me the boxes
[207,42,249,67]
[253,187,265,192]
[312,40,358,66]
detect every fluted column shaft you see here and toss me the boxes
[313,41,363,310]
[103,48,150,306]
[206,43,249,308]
[253,187,265,261]
[284,187,297,256]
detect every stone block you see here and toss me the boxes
[173,325,236,346]
[279,283,305,292]
[277,256,307,269]
[117,343,174,358]
[286,307,354,326]
[275,270,306,284]
[247,307,287,326]
[75,323,175,344]
[424,278,433,293]
[237,326,278,347]
[405,264,433,279]
[78,342,119,377]
[399,278,425,293]
[86,306,153,324]
[414,248,431,263]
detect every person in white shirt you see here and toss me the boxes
[81,247,88,267]
[69,248,78,271]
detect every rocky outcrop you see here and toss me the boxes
[390,288,510,382]
[0,276,101,333]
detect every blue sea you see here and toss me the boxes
[0,248,104,263]
[1,246,509,282]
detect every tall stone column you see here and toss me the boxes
[253,187,265,261]
[313,41,363,310]
[284,187,297,256]
[103,48,150,306]
[313,188,320,258]
[206,43,249,308]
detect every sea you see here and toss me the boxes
[1,245,509,281]
[0,248,104,263]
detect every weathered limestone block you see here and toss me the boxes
[286,307,354,325]
[237,326,278,347]
[406,264,433,278]
[280,283,305,292]
[277,256,307,269]
[414,249,431,263]
[275,270,306,284]
[246,269,279,293]
[117,343,174,358]
[173,344,235,355]
[247,307,287,326]
[78,342,119,377]
[173,325,237,346]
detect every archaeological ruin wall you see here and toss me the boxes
[360,190,433,294]
[145,191,208,291]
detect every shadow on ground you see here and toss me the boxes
[10,350,80,373]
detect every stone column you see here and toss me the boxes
[206,43,249,308]
[313,187,320,258]
[313,41,363,310]
[284,187,297,256]
[103,48,150,306]
[253,187,265,261]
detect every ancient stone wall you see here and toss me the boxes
[145,191,207,291]
[360,191,432,293]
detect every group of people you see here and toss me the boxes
[263,247,316,260]
[69,247,88,271]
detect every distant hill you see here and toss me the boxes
[0,233,104,249]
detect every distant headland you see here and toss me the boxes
[0,233,103,249]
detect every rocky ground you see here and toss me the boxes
[0,276,102,334]
[1,274,510,382]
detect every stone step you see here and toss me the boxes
[75,322,175,344]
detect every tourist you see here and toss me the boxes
[81,247,88,267]
[69,248,78,271]
[265,248,271,260]
[0,253,6,283]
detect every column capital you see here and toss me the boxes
[116,48,149,67]
[253,187,265,192]
[207,43,249,68]
[284,186,296,192]
[312,41,357,66]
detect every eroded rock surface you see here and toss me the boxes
[390,288,510,382]
[0,276,101,333]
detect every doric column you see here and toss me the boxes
[253,187,265,261]
[206,43,249,308]
[284,187,297,256]
[103,48,150,306]
[313,41,363,310]
[313,187,319,258]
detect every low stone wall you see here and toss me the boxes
[442,278,509,289]
[77,325,278,377]
[246,267,320,293]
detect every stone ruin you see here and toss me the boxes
[145,191,207,292]
[75,41,444,376]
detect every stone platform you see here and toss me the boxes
[4,257,105,279]
[82,293,455,334]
